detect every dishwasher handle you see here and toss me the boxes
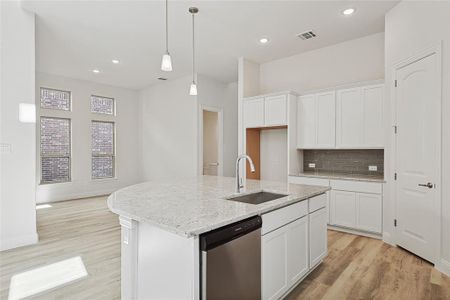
[200,216,262,251]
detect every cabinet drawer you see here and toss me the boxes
[262,201,308,235]
[330,179,382,194]
[309,193,327,213]
[288,176,329,187]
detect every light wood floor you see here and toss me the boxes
[0,197,449,299]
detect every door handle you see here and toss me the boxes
[418,182,434,189]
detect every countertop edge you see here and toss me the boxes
[107,186,331,238]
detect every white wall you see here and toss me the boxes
[35,73,140,203]
[384,1,450,276]
[260,128,287,182]
[0,2,38,250]
[140,75,237,180]
[259,32,385,94]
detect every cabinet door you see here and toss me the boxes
[336,88,364,148]
[297,95,316,148]
[357,193,382,233]
[262,226,288,300]
[244,98,264,128]
[331,190,357,228]
[316,91,336,148]
[286,217,309,285]
[362,85,384,148]
[309,208,328,268]
[265,95,287,126]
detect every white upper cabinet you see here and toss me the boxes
[243,93,292,128]
[297,95,316,148]
[297,91,335,149]
[336,84,384,148]
[265,95,287,126]
[244,97,265,128]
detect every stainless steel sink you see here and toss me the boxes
[226,191,287,205]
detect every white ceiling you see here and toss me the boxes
[23,0,398,90]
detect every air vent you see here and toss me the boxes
[157,77,168,81]
[297,30,317,40]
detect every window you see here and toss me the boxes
[90,95,114,115]
[91,121,115,179]
[40,88,71,111]
[40,117,71,183]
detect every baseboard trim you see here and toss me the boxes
[36,189,116,204]
[436,258,450,277]
[327,225,382,239]
[382,231,396,246]
[1,232,39,251]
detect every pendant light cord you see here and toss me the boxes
[192,12,195,83]
[165,0,169,53]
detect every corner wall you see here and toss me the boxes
[0,1,38,250]
[384,1,450,276]
[139,75,237,180]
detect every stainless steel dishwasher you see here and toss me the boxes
[200,216,262,300]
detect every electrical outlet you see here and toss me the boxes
[369,165,378,172]
[308,163,316,168]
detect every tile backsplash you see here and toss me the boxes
[303,149,384,175]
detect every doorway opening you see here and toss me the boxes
[199,106,223,176]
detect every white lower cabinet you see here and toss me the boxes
[309,208,328,268]
[330,189,382,234]
[330,190,357,228]
[262,217,308,300]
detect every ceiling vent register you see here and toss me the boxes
[297,30,317,40]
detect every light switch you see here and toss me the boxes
[308,163,316,168]
[369,165,378,171]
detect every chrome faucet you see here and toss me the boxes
[235,154,256,193]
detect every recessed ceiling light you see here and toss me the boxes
[259,37,269,44]
[112,59,120,64]
[342,8,355,15]
[92,69,100,73]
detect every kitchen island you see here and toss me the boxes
[108,176,330,300]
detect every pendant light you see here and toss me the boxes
[189,7,199,96]
[161,0,172,71]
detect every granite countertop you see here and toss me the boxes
[107,176,330,238]
[290,171,385,183]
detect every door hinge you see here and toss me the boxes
[393,125,398,134]
[394,219,397,227]
[394,173,397,180]
[394,80,398,87]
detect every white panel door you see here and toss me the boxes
[309,208,328,268]
[297,95,316,148]
[331,190,356,228]
[395,52,440,263]
[362,85,384,147]
[336,88,364,148]
[244,98,264,128]
[265,95,287,126]
[316,91,336,148]
[356,193,382,233]
[286,217,309,285]
[262,226,288,300]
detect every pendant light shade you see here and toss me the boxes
[189,82,198,96]
[189,7,199,96]
[161,53,172,71]
[161,0,172,72]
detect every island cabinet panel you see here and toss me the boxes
[262,215,309,300]
[309,207,328,268]
[286,217,309,285]
[262,225,289,300]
